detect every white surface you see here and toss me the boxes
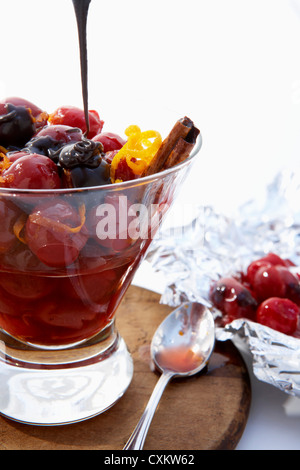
[1,0,300,450]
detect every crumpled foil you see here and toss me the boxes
[146,167,300,397]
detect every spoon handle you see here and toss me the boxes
[123,371,173,450]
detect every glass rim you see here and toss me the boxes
[0,134,202,196]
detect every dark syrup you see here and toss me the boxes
[72,0,91,137]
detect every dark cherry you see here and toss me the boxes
[55,138,103,169]
[0,104,35,148]
[210,277,257,325]
[25,135,63,157]
[62,159,111,188]
[0,97,47,122]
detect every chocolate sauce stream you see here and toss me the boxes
[72,0,91,137]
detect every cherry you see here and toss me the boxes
[7,150,30,163]
[34,124,83,142]
[103,150,118,165]
[251,265,300,303]
[0,103,35,148]
[256,297,299,335]
[113,156,139,182]
[0,96,48,128]
[0,199,22,253]
[0,272,55,300]
[62,159,111,188]
[92,132,126,152]
[209,277,257,324]
[246,253,294,285]
[257,253,288,266]
[36,298,98,330]
[25,199,88,267]
[0,240,51,272]
[72,238,107,274]
[63,268,118,304]
[0,285,20,316]
[86,194,135,253]
[0,154,61,189]
[49,105,104,139]
[275,266,300,306]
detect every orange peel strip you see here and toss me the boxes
[13,213,28,244]
[111,125,162,183]
[28,203,86,234]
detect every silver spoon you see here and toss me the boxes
[123,301,215,450]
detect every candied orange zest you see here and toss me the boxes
[110,125,162,183]
[28,203,86,234]
[34,110,49,125]
[0,152,13,183]
[13,213,28,245]
[0,152,12,171]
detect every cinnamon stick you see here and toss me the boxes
[141,116,194,177]
[163,125,200,170]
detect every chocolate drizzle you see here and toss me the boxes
[56,139,103,169]
[72,0,91,137]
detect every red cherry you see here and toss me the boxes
[252,265,300,303]
[36,298,98,330]
[113,156,139,182]
[92,132,126,152]
[247,253,288,286]
[49,106,104,139]
[0,311,44,344]
[276,266,300,306]
[0,272,55,300]
[63,269,118,304]
[252,265,286,301]
[0,199,22,253]
[103,150,118,165]
[256,297,299,335]
[34,124,83,144]
[259,253,288,266]
[6,150,30,162]
[25,199,88,267]
[0,154,61,189]
[0,285,20,316]
[86,194,134,253]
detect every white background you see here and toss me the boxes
[1,0,300,449]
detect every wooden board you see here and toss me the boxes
[0,286,251,450]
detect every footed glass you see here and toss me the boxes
[0,136,201,425]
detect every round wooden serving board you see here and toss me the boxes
[0,286,251,450]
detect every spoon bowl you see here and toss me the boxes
[123,301,215,450]
[152,301,215,377]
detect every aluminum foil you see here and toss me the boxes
[146,167,300,397]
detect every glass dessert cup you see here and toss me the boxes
[0,137,201,425]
